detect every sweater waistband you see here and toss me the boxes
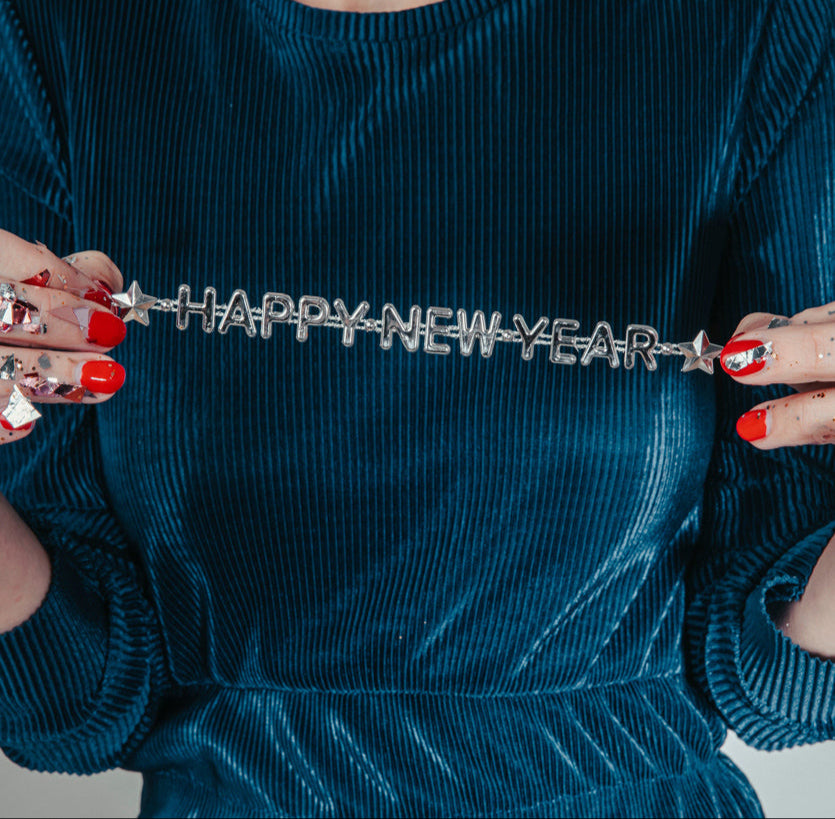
[140,760,761,818]
[129,676,757,817]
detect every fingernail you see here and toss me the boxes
[720,338,773,376]
[21,269,51,288]
[82,286,114,311]
[94,279,114,295]
[87,311,126,346]
[50,306,126,346]
[736,408,769,441]
[79,360,126,393]
[0,417,33,431]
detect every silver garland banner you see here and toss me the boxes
[108,282,727,374]
[0,280,736,430]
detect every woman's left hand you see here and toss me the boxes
[719,302,835,447]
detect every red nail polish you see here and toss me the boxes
[0,417,33,431]
[83,287,114,310]
[86,311,126,347]
[736,409,769,441]
[720,338,769,377]
[80,360,126,393]
[21,269,51,288]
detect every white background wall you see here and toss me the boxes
[1,732,834,817]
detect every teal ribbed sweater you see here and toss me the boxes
[0,0,834,815]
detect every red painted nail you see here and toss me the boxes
[21,269,51,288]
[83,287,114,310]
[736,409,769,441]
[86,310,126,347]
[720,338,768,377]
[0,417,33,431]
[94,279,114,295]
[80,360,126,393]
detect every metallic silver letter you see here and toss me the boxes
[580,321,620,368]
[380,303,422,352]
[261,293,294,339]
[333,298,370,347]
[176,285,217,333]
[549,318,579,365]
[296,295,330,342]
[457,309,502,358]
[512,314,550,361]
[424,306,453,355]
[624,324,659,371]
[217,288,256,337]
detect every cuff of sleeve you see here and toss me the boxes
[0,546,109,742]
[737,519,835,743]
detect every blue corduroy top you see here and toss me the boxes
[1,0,835,816]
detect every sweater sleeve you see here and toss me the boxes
[684,1,835,750]
[0,0,170,773]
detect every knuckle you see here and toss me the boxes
[810,330,830,372]
[808,421,835,445]
[799,390,835,444]
[797,395,815,434]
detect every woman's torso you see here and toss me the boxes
[38,0,773,813]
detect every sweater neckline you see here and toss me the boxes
[255,0,509,42]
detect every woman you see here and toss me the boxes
[0,0,834,815]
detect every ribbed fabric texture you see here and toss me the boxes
[0,0,834,816]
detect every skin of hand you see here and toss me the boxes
[720,303,835,659]
[0,229,127,632]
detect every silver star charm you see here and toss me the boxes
[678,330,723,374]
[111,280,157,326]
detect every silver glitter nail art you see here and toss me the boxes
[19,371,87,403]
[2,385,41,427]
[0,354,15,381]
[0,283,43,335]
[19,372,60,397]
[722,340,774,372]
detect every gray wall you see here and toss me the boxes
[1,732,833,817]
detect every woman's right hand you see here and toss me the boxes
[0,229,127,442]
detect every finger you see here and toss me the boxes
[735,388,835,449]
[0,230,114,306]
[719,321,835,385]
[0,279,126,351]
[790,300,835,325]
[730,311,793,338]
[0,347,125,405]
[61,250,124,309]
[787,380,835,393]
